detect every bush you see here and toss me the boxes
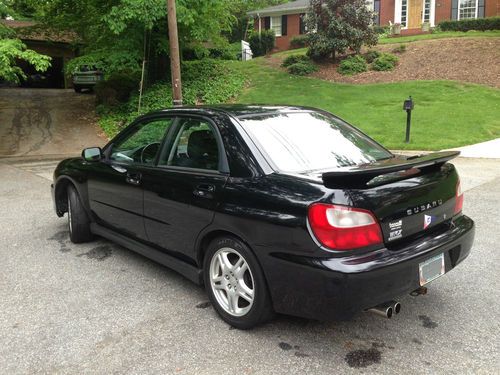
[287,61,318,76]
[182,44,210,61]
[281,54,310,67]
[94,70,141,106]
[248,30,275,57]
[364,50,381,63]
[391,44,407,54]
[208,46,238,60]
[372,53,399,71]
[373,25,390,35]
[97,59,246,138]
[439,17,500,32]
[337,55,368,75]
[290,35,308,49]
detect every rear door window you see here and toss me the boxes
[161,118,220,171]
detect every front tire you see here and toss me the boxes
[203,236,274,329]
[67,185,93,243]
[74,85,82,93]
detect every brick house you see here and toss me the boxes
[248,0,499,50]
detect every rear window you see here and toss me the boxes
[239,111,392,172]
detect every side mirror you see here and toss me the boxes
[82,147,103,162]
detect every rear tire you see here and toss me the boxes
[67,185,93,243]
[203,236,274,329]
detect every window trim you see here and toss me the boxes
[156,114,230,175]
[457,0,478,20]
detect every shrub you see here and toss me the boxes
[306,0,378,61]
[281,54,310,67]
[337,55,368,75]
[373,25,390,35]
[290,35,308,49]
[364,50,381,63]
[248,30,275,57]
[439,17,500,32]
[372,53,399,71]
[287,61,318,76]
[182,45,210,61]
[94,70,141,106]
[391,44,407,54]
[208,46,238,60]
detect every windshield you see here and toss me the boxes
[239,111,392,173]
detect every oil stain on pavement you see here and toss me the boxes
[345,347,382,368]
[48,231,71,253]
[418,315,438,329]
[77,245,113,261]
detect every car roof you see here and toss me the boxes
[147,104,317,120]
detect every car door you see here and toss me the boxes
[142,115,229,257]
[87,116,175,240]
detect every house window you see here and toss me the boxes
[423,0,432,22]
[299,13,306,34]
[271,16,282,37]
[400,0,408,28]
[458,0,478,20]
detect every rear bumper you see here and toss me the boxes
[260,215,475,321]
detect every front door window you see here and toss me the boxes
[110,118,173,165]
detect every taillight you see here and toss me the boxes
[454,180,464,214]
[307,203,383,251]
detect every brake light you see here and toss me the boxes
[454,180,464,214]
[307,204,383,251]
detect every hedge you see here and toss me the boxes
[439,17,500,32]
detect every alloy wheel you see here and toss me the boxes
[209,247,255,317]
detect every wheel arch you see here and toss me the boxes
[54,176,90,217]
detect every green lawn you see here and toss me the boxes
[232,61,500,150]
[378,30,500,44]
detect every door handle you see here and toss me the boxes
[193,184,215,198]
[126,172,142,186]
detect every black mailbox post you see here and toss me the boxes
[403,96,414,143]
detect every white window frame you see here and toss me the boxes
[457,0,479,20]
[421,0,436,25]
[270,15,282,37]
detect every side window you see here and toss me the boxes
[163,118,220,171]
[110,118,173,165]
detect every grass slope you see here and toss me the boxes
[233,61,500,150]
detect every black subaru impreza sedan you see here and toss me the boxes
[51,105,474,329]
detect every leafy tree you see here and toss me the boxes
[306,0,377,61]
[36,0,238,79]
[0,18,51,83]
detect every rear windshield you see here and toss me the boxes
[239,111,392,173]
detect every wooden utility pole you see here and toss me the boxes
[167,0,182,106]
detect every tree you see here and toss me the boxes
[306,0,377,61]
[36,0,238,79]
[0,13,51,83]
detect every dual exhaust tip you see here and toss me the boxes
[366,301,401,319]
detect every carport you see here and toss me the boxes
[0,20,76,89]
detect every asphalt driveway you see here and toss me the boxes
[0,156,499,374]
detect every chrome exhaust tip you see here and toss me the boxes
[366,302,394,319]
[392,301,401,315]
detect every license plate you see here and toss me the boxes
[419,253,445,286]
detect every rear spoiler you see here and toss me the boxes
[322,151,460,189]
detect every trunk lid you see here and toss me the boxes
[320,152,460,245]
